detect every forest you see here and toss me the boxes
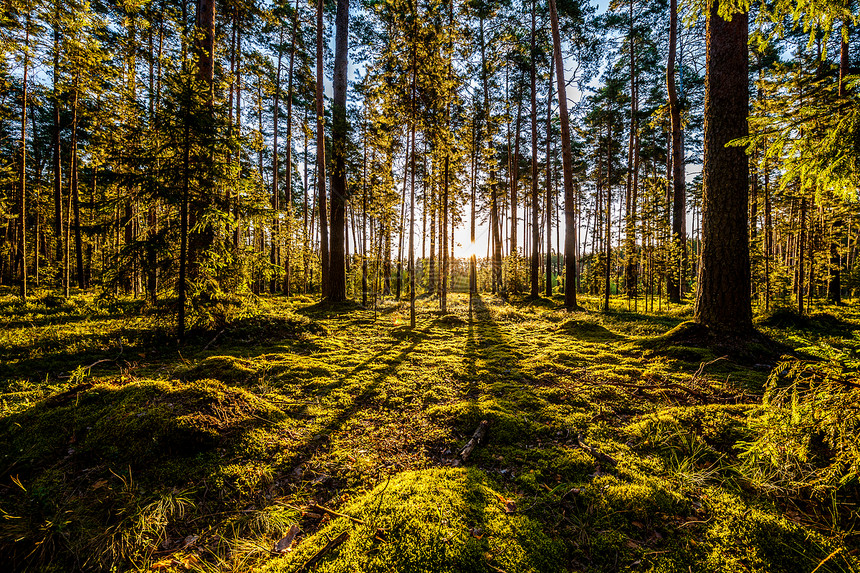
[2,0,860,570]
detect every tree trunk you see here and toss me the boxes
[18,19,29,301]
[530,0,540,298]
[327,0,349,302]
[667,0,686,303]
[271,31,283,294]
[694,4,752,332]
[316,0,329,297]
[549,0,578,310]
[284,0,299,296]
[545,51,554,298]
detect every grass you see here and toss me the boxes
[0,288,858,572]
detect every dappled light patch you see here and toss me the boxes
[264,468,567,573]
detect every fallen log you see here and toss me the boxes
[460,420,489,462]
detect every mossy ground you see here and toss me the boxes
[0,288,858,572]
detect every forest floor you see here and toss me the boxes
[0,288,859,572]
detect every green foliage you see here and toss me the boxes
[739,345,860,499]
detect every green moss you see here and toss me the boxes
[264,468,566,573]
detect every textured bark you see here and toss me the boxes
[195,0,215,103]
[667,0,686,303]
[828,22,849,304]
[545,52,554,297]
[19,20,29,300]
[52,21,62,268]
[327,0,349,302]
[549,0,578,310]
[694,4,752,333]
[284,0,299,296]
[529,0,539,298]
[316,0,329,297]
[270,33,283,294]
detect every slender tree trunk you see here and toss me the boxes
[667,0,686,303]
[549,0,578,310]
[271,31,283,294]
[70,81,84,289]
[529,0,539,297]
[694,3,752,332]
[409,62,417,328]
[316,0,329,297]
[545,52,554,298]
[18,19,29,300]
[605,122,612,312]
[284,0,299,296]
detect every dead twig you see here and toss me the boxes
[309,504,365,525]
[460,420,489,462]
[298,530,349,571]
[203,328,226,350]
[576,434,617,467]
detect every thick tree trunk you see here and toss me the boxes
[327,0,349,302]
[694,4,752,332]
[549,0,578,310]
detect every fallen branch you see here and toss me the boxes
[459,420,489,462]
[309,504,365,525]
[576,435,617,467]
[299,531,349,571]
[203,328,226,350]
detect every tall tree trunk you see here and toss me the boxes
[529,0,539,298]
[549,0,578,310]
[284,0,299,296]
[828,21,849,304]
[52,21,62,271]
[316,0,330,297]
[605,122,612,312]
[271,31,283,294]
[328,0,350,302]
[667,0,686,303]
[694,3,752,332]
[409,61,417,328]
[545,51,554,297]
[18,19,29,300]
[70,81,84,289]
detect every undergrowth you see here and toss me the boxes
[0,288,858,572]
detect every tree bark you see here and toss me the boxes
[327,0,350,302]
[549,0,579,310]
[667,0,686,303]
[19,19,29,301]
[530,0,540,298]
[545,51,554,298]
[694,4,752,333]
[316,0,329,297]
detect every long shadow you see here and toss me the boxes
[457,295,564,446]
[273,328,425,479]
